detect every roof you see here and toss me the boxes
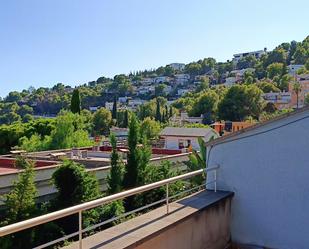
[160,127,216,137]
[205,106,309,147]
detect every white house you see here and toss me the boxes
[140,78,155,85]
[118,97,128,103]
[233,49,266,63]
[174,74,190,85]
[89,106,100,112]
[170,112,203,126]
[177,89,190,96]
[105,102,114,111]
[287,64,304,76]
[160,127,218,150]
[127,99,145,109]
[262,91,292,109]
[206,107,309,249]
[169,63,185,71]
[154,76,170,84]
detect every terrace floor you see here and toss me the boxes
[63,190,233,249]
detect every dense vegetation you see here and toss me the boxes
[0,117,184,248]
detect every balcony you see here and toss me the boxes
[0,166,235,249]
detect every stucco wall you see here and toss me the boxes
[206,110,309,249]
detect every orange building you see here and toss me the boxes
[211,121,255,135]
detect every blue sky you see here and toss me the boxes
[0,0,308,97]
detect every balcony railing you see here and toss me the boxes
[0,165,219,249]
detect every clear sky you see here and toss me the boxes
[0,0,308,97]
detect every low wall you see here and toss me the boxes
[134,194,232,249]
[63,191,233,249]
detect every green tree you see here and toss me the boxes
[155,98,161,122]
[186,137,211,185]
[293,82,301,109]
[123,114,140,191]
[155,84,167,97]
[185,62,202,76]
[93,107,112,135]
[266,63,285,79]
[107,133,125,194]
[277,74,293,91]
[1,157,37,249]
[140,117,161,140]
[190,90,219,119]
[304,93,309,106]
[112,96,117,120]
[123,110,129,128]
[51,160,102,233]
[257,81,280,93]
[218,85,263,121]
[197,77,210,92]
[70,88,81,114]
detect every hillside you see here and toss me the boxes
[0,35,308,125]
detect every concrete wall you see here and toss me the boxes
[206,110,309,249]
[134,196,232,249]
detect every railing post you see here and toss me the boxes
[214,169,217,192]
[166,183,169,214]
[79,211,82,249]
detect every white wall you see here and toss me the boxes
[207,110,309,249]
[164,136,200,150]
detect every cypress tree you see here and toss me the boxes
[169,106,173,118]
[107,133,124,194]
[162,111,166,123]
[123,114,139,190]
[112,96,117,119]
[123,114,143,210]
[165,105,169,119]
[123,110,129,128]
[155,98,161,122]
[70,89,81,114]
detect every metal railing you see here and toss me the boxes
[0,165,219,249]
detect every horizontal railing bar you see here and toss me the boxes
[0,166,219,238]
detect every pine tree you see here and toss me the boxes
[112,96,117,119]
[155,98,161,122]
[107,133,125,194]
[70,88,81,114]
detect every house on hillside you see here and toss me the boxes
[168,63,185,71]
[160,127,218,150]
[174,74,190,85]
[262,91,292,110]
[232,49,266,63]
[206,107,309,249]
[287,64,304,76]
